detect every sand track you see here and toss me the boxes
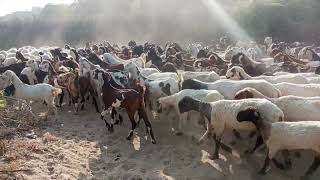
[1,102,319,180]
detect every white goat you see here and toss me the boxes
[0,70,62,115]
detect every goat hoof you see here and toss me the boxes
[126,136,131,140]
[151,139,156,144]
[209,154,219,160]
[175,131,183,136]
[258,170,267,175]
[108,126,114,133]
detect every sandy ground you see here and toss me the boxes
[1,101,320,180]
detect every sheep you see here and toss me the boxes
[0,70,62,116]
[307,77,320,84]
[182,79,281,99]
[140,68,160,77]
[226,66,309,84]
[235,87,320,122]
[0,54,6,63]
[179,71,220,82]
[158,89,224,135]
[2,57,19,67]
[275,82,320,97]
[178,96,284,160]
[273,72,319,77]
[236,108,320,179]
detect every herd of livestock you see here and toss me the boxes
[1,37,320,179]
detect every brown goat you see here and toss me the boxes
[96,71,156,144]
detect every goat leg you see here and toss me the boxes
[90,92,99,113]
[100,109,112,131]
[259,150,271,175]
[57,90,64,107]
[139,109,156,144]
[67,90,72,106]
[282,150,292,170]
[301,155,320,180]
[245,135,264,154]
[127,113,137,140]
[80,95,85,110]
[232,129,242,139]
[210,134,220,160]
[175,113,187,136]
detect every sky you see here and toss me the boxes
[0,0,75,16]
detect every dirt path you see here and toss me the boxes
[1,103,319,180]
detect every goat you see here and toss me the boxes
[93,70,156,144]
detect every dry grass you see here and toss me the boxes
[0,139,7,157]
[43,132,59,143]
[0,95,39,178]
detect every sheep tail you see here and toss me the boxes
[52,88,62,97]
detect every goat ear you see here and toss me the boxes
[237,107,259,122]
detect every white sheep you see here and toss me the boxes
[178,96,284,159]
[140,68,160,77]
[2,57,19,67]
[236,109,320,179]
[0,70,62,116]
[235,87,320,122]
[275,82,320,97]
[158,89,224,135]
[274,72,319,77]
[226,66,309,84]
[179,71,220,82]
[182,79,281,99]
[307,76,320,84]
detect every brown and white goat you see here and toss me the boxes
[94,71,156,144]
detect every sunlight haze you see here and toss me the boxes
[0,0,75,16]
